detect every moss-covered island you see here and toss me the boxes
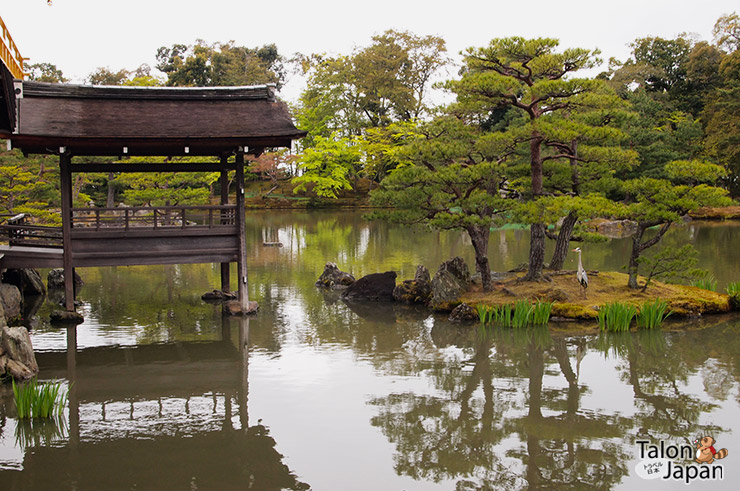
[460,271,732,322]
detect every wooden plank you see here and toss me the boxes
[70,227,237,240]
[70,162,236,173]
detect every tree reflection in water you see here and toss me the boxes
[369,324,734,489]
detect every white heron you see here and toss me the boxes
[572,247,588,297]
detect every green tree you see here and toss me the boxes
[87,67,131,86]
[369,116,513,291]
[702,50,740,197]
[713,12,740,52]
[114,157,219,207]
[622,160,732,289]
[292,134,361,199]
[448,37,602,281]
[0,144,60,224]
[294,30,448,147]
[25,62,67,83]
[155,41,286,88]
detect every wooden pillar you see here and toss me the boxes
[60,152,76,311]
[220,157,231,292]
[235,151,251,309]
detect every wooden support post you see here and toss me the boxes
[60,153,76,311]
[235,151,252,309]
[220,159,231,292]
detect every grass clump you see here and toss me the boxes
[12,378,69,419]
[727,281,740,297]
[691,274,717,291]
[477,304,493,326]
[477,300,552,328]
[597,302,637,332]
[493,304,512,327]
[531,300,553,325]
[636,299,671,329]
[512,300,533,328]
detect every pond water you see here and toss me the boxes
[1,211,740,489]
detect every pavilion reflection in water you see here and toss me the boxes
[0,317,309,490]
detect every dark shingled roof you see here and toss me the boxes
[9,81,306,156]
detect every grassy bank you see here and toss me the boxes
[460,271,731,322]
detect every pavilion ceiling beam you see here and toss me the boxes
[69,162,238,173]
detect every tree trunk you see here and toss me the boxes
[467,225,492,291]
[526,132,546,280]
[627,224,646,289]
[548,211,578,270]
[524,223,547,281]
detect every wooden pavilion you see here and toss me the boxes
[0,80,306,312]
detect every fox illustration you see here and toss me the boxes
[695,436,729,464]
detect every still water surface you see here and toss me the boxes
[1,211,740,489]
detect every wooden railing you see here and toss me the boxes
[1,205,238,248]
[0,213,63,247]
[0,16,26,79]
[71,205,237,231]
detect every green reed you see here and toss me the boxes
[636,298,671,329]
[727,281,740,310]
[12,378,68,419]
[597,302,637,332]
[511,300,533,328]
[531,300,553,325]
[476,304,492,326]
[691,274,717,292]
[727,281,740,297]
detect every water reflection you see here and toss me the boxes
[1,212,740,489]
[0,317,308,490]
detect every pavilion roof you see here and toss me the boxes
[7,81,306,156]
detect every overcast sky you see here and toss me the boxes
[3,0,738,102]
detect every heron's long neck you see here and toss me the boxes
[577,251,583,270]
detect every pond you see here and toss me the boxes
[1,210,740,489]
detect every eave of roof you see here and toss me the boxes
[10,82,306,156]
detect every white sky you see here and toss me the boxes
[2,0,738,103]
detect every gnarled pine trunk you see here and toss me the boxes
[467,225,492,291]
[548,211,578,270]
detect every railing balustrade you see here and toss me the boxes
[71,205,237,231]
[0,213,63,247]
[1,205,238,248]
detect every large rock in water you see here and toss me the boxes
[2,269,46,296]
[316,262,356,289]
[0,325,39,380]
[393,265,432,304]
[48,268,84,290]
[0,284,22,323]
[430,257,472,311]
[341,271,397,301]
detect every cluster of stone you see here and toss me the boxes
[315,256,485,324]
